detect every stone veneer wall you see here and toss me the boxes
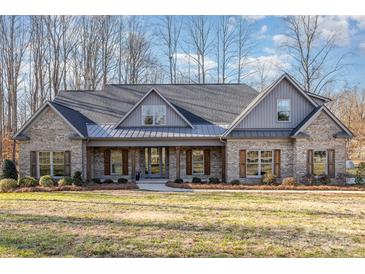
[18,107,84,178]
[225,139,294,183]
[293,112,346,177]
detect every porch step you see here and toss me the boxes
[137,179,168,184]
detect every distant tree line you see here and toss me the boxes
[0,15,356,162]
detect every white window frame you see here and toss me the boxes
[277,99,291,122]
[246,150,273,178]
[313,150,327,176]
[192,149,204,175]
[141,105,167,126]
[110,150,123,175]
[37,151,65,178]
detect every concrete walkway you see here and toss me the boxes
[136,180,192,192]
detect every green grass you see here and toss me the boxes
[0,190,365,257]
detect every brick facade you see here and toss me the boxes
[17,107,84,178]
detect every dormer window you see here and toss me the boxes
[142,105,166,126]
[277,99,291,122]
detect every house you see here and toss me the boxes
[13,74,353,183]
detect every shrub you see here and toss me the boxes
[208,177,221,184]
[117,178,128,184]
[39,175,55,187]
[300,174,317,185]
[103,178,114,184]
[174,178,184,184]
[91,178,101,184]
[318,175,331,185]
[18,176,38,187]
[281,177,297,186]
[230,179,240,185]
[261,173,277,185]
[73,171,83,186]
[191,177,202,183]
[355,162,365,185]
[0,179,18,192]
[58,176,74,186]
[2,159,18,180]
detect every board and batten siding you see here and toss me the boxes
[236,78,315,129]
[119,91,189,127]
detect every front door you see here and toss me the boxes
[145,147,167,178]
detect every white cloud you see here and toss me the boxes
[260,25,268,34]
[241,15,265,22]
[359,42,365,52]
[318,16,351,47]
[272,34,290,46]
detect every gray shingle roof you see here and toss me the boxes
[53,84,258,126]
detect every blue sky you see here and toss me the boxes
[147,15,365,91]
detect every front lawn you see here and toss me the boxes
[0,190,364,257]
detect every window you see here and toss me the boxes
[277,99,291,122]
[192,150,204,174]
[38,152,65,177]
[313,150,326,176]
[111,150,123,175]
[246,150,273,177]
[142,105,166,125]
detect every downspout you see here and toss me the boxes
[219,134,227,182]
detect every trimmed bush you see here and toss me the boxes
[318,175,331,185]
[91,178,101,184]
[39,175,55,187]
[73,171,83,186]
[58,176,74,186]
[18,176,38,187]
[230,179,240,185]
[355,162,365,185]
[281,177,297,186]
[117,178,128,184]
[2,159,18,180]
[261,173,277,185]
[103,178,114,184]
[208,177,221,184]
[174,178,184,184]
[0,178,18,192]
[300,174,317,185]
[191,177,202,183]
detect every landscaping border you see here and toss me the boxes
[166,182,365,191]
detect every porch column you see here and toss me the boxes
[176,146,181,179]
[221,146,226,183]
[131,148,136,182]
[86,147,94,182]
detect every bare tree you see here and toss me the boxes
[236,16,252,83]
[157,16,182,84]
[185,16,213,83]
[282,16,348,94]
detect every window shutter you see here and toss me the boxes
[239,150,246,178]
[64,151,71,176]
[122,149,129,175]
[327,149,335,178]
[104,150,111,175]
[307,150,313,175]
[274,150,281,177]
[30,151,37,177]
[204,149,211,175]
[186,149,192,175]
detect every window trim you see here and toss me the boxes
[110,149,123,175]
[192,149,204,175]
[37,151,65,178]
[277,99,291,122]
[313,150,327,176]
[246,150,273,178]
[141,105,167,126]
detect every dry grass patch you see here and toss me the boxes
[0,191,364,257]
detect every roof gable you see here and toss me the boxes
[114,88,193,128]
[223,73,318,136]
[13,102,85,139]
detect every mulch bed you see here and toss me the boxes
[12,183,139,193]
[166,182,365,191]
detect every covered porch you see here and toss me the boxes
[85,140,225,182]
